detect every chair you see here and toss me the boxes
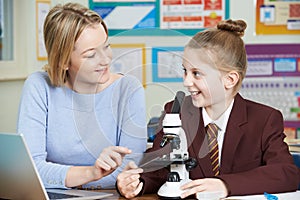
[291,152,300,190]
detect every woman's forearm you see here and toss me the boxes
[65,166,100,188]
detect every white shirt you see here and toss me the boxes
[202,100,234,165]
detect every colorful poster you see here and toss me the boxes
[90,0,229,35]
[93,3,156,30]
[245,44,300,77]
[160,0,225,29]
[256,0,300,34]
[243,44,300,134]
[93,0,154,2]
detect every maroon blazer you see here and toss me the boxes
[140,93,299,196]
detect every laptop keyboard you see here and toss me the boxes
[47,191,80,199]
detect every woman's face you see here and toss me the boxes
[68,23,112,92]
[182,47,227,116]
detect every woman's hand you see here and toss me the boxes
[65,146,131,188]
[180,178,228,199]
[93,146,132,179]
[117,161,144,199]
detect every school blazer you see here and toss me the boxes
[140,93,299,196]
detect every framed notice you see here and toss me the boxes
[36,0,50,60]
[110,43,146,87]
[152,47,184,82]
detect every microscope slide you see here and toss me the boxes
[138,157,171,173]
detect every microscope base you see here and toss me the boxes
[157,196,181,200]
[157,179,191,199]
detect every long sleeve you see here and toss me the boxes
[17,72,148,189]
[17,72,71,189]
[218,108,299,195]
[139,94,300,196]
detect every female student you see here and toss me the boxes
[17,3,147,189]
[116,19,299,198]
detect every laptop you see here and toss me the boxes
[0,132,113,200]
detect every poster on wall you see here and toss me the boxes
[152,47,184,82]
[160,0,226,29]
[245,44,300,77]
[92,0,154,2]
[89,0,229,35]
[91,1,156,30]
[256,0,300,34]
[110,44,146,87]
[243,44,300,138]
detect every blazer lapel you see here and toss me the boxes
[182,97,213,177]
[220,94,248,174]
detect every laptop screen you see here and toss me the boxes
[0,133,113,200]
[0,133,48,199]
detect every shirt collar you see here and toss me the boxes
[202,100,235,131]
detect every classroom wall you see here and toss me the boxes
[0,0,299,133]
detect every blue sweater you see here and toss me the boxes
[17,71,147,189]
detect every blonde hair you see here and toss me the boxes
[186,19,247,93]
[43,3,107,87]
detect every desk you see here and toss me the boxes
[96,190,159,199]
[94,190,197,199]
[225,190,300,200]
[97,190,300,200]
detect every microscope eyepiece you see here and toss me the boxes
[171,91,185,113]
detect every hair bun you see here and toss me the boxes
[217,19,247,37]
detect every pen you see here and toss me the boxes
[264,192,278,200]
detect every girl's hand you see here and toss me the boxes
[180,178,228,199]
[117,161,144,199]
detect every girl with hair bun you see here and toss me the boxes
[116,19,299,199]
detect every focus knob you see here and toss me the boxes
[167,172,180,182]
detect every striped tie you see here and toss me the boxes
[206,123,220,176]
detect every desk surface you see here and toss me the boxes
[98,190,159,199]
[98,190,300,200]
[225,190,300,200]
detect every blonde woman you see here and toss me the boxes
[17,3,147,189]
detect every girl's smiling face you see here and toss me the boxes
[182,47,228,118]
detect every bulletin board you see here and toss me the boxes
[242,43,300,139]
[89,0,230,36]
[245,44,300,77]
[256,0,300,34]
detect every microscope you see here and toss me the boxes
[157,91,197,199]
